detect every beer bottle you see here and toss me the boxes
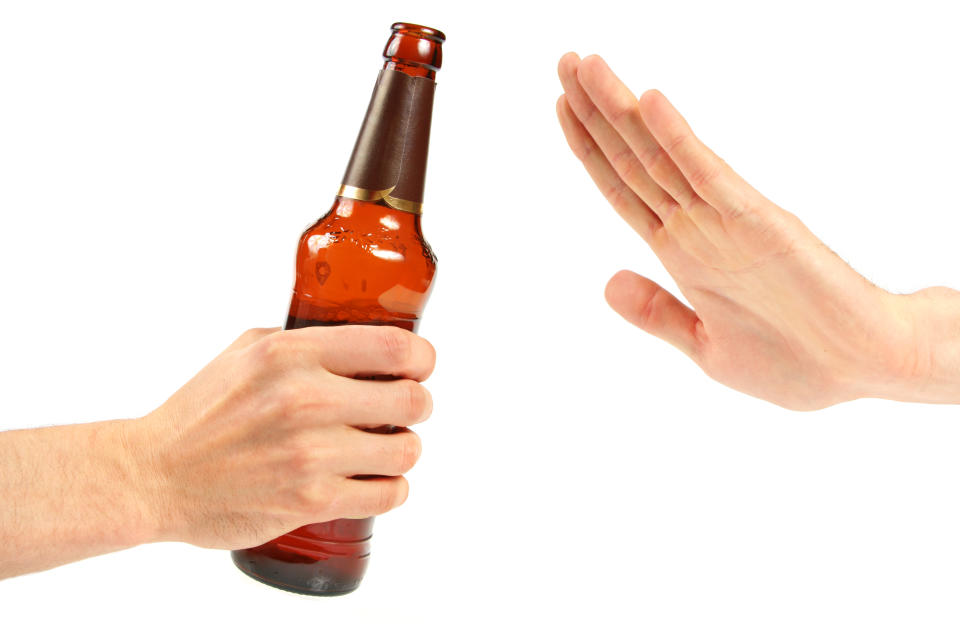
[231,22,444,596]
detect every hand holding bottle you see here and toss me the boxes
[557,53,960,409]
[126,325,435,551]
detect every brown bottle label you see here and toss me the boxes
[339,69,436,214]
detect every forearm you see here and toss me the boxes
[0,419,157,579]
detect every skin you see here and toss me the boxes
[0,325,435,579]
[556,52,960,410]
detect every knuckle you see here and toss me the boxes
[636,287,666,330]
[663,131,688,154]
[396,431,422,474]
[645,146,672,177]
[604,181,631,213]
[573,137,595,162]
[372,479,404,514]
[635,140,663,168]
[267,381,313,422]
[246,330,289,370]
[582,101,603,126]
[297,383,337,414]
[608,103,631,125]
[396,380,430,424]
[722,197,753,220]
[293,482,333,514]
[287,444,317,475]
[603,180,623,202]
[378,327,414,371]
[374,483,395,514]
[420,338,437,378]
[656,193,679,215]
[686,157,722,189]
[394,477,410,508]
[610,148,636,179]
[285,430,340,472]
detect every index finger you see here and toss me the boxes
[283,325,436,382]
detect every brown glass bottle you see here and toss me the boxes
[230,22,443,596]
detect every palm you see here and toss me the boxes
[556,53,915,409]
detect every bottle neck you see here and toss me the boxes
[339,66,437,215]
[384,60,436,80]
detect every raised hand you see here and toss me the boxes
[557,52,960,409]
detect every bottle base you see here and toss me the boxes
[231,550,363,597]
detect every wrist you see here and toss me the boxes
[874,287,960,404]
[112,415,176,545]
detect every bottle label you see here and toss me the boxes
[339,69,436,214]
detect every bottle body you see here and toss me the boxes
[231,514,375,596]
[231,195,437,595]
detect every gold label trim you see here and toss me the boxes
[338,184,423,214]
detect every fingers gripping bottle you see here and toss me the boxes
[231,22,443,596]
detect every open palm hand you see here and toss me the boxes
[556,53,943,409]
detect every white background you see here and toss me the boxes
[1,0,959,638]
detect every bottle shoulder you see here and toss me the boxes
[298,200,436,267]
[290,209,437,323]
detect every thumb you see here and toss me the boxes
[605,270,703,361]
